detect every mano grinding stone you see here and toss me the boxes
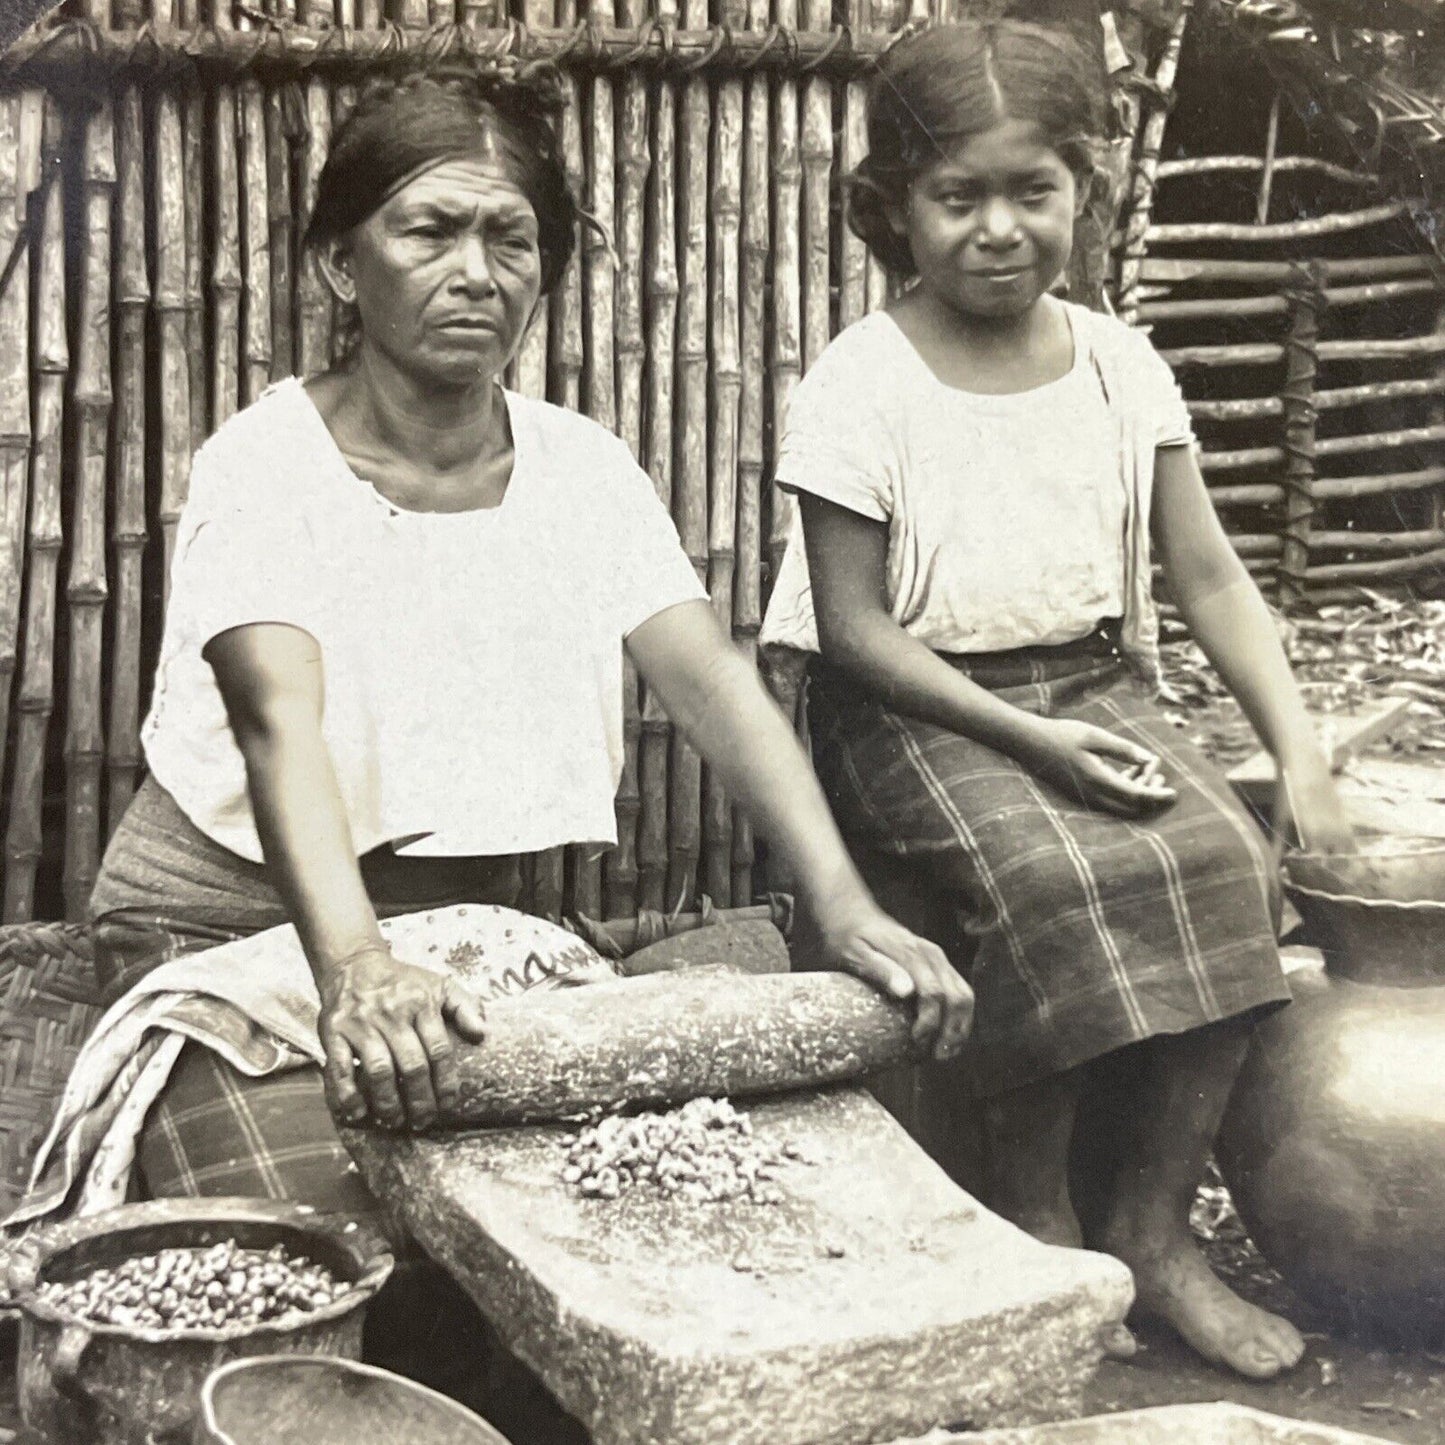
[440,971,919,1127]
[347,1087,1134,1445]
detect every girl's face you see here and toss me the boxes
[320,155,543,389]
[893,119,1084,324]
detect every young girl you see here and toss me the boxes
[760,20,1351,1381]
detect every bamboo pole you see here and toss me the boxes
[65,91,116,919]
[799,0,830,373]
[1201,446,1285,472]
[294,30,332,378]
[609,0,648,921]
[181,83,208,458]
[1314,465,1445,500]
[1255,90,1280,226]
[264,79,295,380]
[638,0,680,915]
[211,0,243,427]
[4,103,66,923]
[107,83,149,844]
[0,94,34,797]
[702,0,745,908]
[1136,278,1437,323]
[837,0,870,331]
[1146,201,1408,247]
[768,0,801,595]
[1155,154,1381,186]
[665,0,709,913]
[1207,483,1285,507]
[1277,265,1322,610]
[1114,0,1190,324]
[1190,377,1443,422]
[731,0,771,909]
[1314,423,1445,458]
[237,5,274,405]
[1141,255,1434,286]
[584,0,619,918]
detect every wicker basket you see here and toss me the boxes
[0,921,102,1215]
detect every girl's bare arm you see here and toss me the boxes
[800,493,1165,814]
[1150,444,1350,849]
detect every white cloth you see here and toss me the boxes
[759,303,1194,677]
[4,906,613,1230]
[143,378,707,863]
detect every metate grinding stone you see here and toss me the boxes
[347,1086,1133,1445]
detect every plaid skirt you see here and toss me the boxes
[807,627,1289,1097]
[90,777,522,1218]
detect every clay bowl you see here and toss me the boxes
[196,1355,514,1445]
[1282,836,1445,985]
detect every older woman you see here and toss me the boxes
[86,60,971,1218]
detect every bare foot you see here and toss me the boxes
[1099,1214,1305,1380]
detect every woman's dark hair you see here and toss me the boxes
[847,20,1108,277]
[306,58,579,296]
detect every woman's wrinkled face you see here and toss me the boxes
[322,154,542,388]
[892,119,1083,323]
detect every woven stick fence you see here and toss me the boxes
[0,0,1442,927]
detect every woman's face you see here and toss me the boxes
[892,119,1083,323]
[323,154,543,389]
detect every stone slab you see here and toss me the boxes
[897,1402,1400,1444]
[348,1087,1133,1445]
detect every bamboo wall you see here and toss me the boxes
[0,0,1441,928]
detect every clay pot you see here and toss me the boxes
[6,1197,393,1445]
[1217,838,1445,1341]
[196,1355,513,1444]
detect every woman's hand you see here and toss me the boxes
[812,895,975,1062]
[1016,717,1177,817]
[317,947,488,1130]
[1278,755,1354,855]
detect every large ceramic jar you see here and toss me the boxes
[1216,839,1445,1341]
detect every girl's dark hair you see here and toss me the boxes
[305,58,579,296]
[847,20,1108,277]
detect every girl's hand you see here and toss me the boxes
[1016,717,1177,817]
[812,897,975,1062]
[317,946,488,1130]
[1278,757,1353,855]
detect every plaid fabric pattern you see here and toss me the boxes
[137,1043,378,1222]
[808,632,1289,1097]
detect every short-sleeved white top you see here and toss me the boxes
[759,302,1194,656]
[142,378,707,863]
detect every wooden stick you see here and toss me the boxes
[703,0,745,908]
[837,0,868,331]
[1314,465,1445,501]
[264,79,295,380]
[1309,528,1445,553]
[1207,482,1286,507]
[799,0,830,374]
[1136,278,1438,323]
[666,0,709,914]
[1305,546,1445,584]
[211,0,243,427]
[1277,265,1322,610]
[1200,445,1284,473]
[768,0,801,595]
[1155,154,1380,186]
[1229,534,1283,558]
[0,95,35,798]
[1189,377,1443,422]
[109,83,149,843]
[1255,90,1280,226]
[731,0,771,910]
[1146,200,1408,246]
[295,66,333,377]
[1114,0,1190,324]
[1161,335,1445,368]
[237,6,273,406]
[1140,255,1435,286]
[638,0,679,915]
[4,103,67,923]
[1314,422,1445,458]
[65,91,116,919]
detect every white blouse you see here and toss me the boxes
[142,379,706,863]
[760,302,1194,658]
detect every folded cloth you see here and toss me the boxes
[4,904,613,1233]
